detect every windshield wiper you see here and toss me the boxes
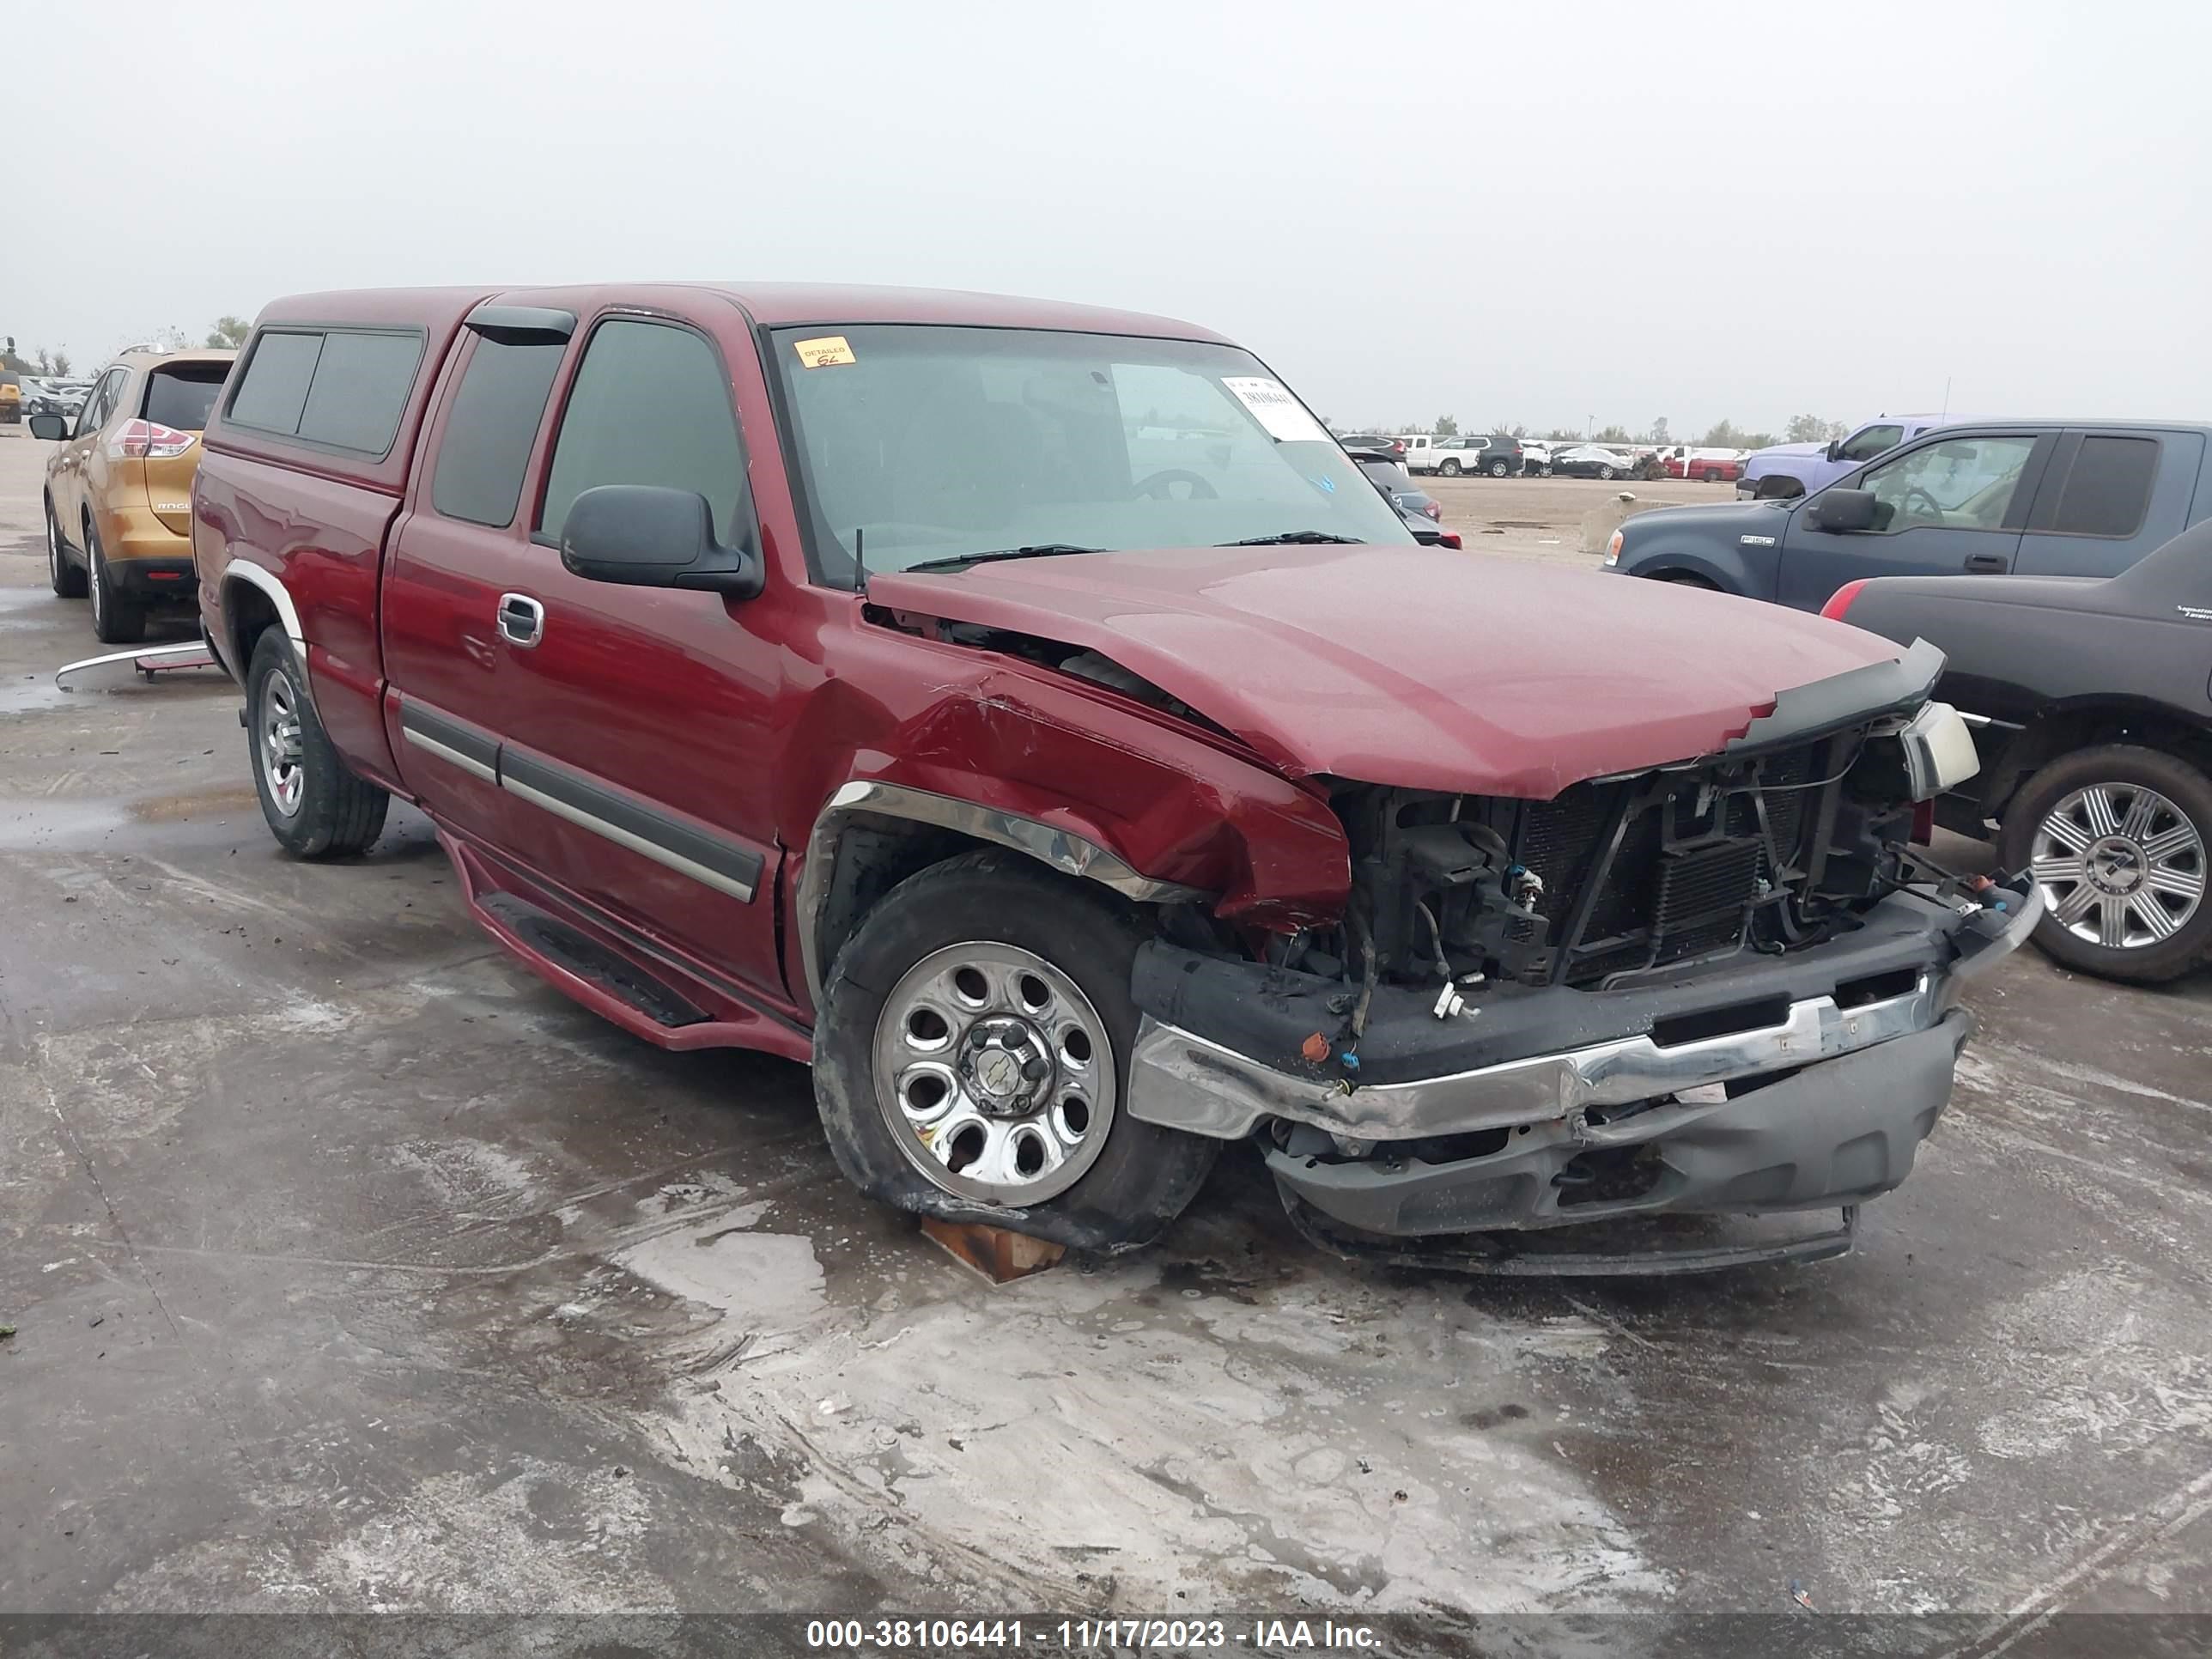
[1217,530,1364,546]
[901,544,1103,574]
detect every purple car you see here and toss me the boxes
[1739,415,1954,500]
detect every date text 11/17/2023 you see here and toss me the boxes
[804,1618,1384,1650]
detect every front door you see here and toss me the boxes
[1778,430,2051,611]
[477,309,787,996]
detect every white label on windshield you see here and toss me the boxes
[1221,376,1328,444]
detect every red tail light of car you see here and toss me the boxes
[1820,579,1869,622]
[109,419,198,460]
[1424,501,1443,520]
[1437,529,1462,549]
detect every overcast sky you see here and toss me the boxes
[12,1,2209,437]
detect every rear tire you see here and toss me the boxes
[1438,459,1462,477]
[1998,744,2212,984]
[813,850,1218,1252]
[86,520,146,644]
[1487,459,1510,477]
[245,629,391,859]
[46,497,86,598]
[1596,465,1617,481]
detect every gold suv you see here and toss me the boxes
[35,349,235,643]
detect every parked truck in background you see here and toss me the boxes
[1739,416,1951,500]
[1609,419,2211,611]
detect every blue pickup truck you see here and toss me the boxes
[1606,420,2212,612]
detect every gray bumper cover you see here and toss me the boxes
[1268,1012,1972,1237]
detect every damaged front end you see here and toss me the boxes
[1127,644,2038,1273]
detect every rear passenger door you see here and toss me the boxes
[1778,430,2052,611]
[53,368,125,538]
[383,308,576,848]
[2014,429,2202,578]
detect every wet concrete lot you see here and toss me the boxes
[3,428,2210,1634]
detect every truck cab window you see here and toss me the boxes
[2051,436,2157,538]
[1838,422,1905,464]
[1863,435,2037,533]
[538,320,744,545]
[431,337,567,528]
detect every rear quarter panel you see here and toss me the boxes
[194,449,404,787]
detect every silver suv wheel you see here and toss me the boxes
[2032,782,2206,949]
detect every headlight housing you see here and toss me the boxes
[1604,528,1624,566]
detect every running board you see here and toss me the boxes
[477,892,708,1030]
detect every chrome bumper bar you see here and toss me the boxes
[1129,972,1944,1144]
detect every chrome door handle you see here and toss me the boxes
[496,592,545,648]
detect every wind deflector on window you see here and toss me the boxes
[465,305,577,346]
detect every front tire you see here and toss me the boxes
[46,497,86,598]
[86,520,145,644]
[245,629,391,858]
[813,851,1218,1252]
[2000,745,2212,984]
[1596,465,1617,481]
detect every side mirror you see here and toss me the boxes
[1823,440,1844,463]
[28,412,69,441]
[559,483,763,599]
[1807,488,1877,533]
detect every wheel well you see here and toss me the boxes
[811,814,999,987]
[1984,705,2212,823]
[222,577,283,680]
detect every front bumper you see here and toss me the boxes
[1127,875,2039,1238]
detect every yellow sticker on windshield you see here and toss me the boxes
[793,335,856,368]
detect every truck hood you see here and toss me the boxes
[1617,498,1791,544]
[1748,441,1825,460]
[866,545,1899,797]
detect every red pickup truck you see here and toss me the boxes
[191,283,2033,1269]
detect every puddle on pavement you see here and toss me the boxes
[0,675,76,714]
[0,784,257,850]
[0,799,131,850]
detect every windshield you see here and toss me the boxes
[769,325,1414,583]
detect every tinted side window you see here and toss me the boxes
[430,337,567,528]
[228,331,323,434]
[143,363,230,431]
[297,331,424,454]
[2051,436,2157,538]
[538,320,744,544]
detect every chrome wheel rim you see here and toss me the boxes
[88,535,104,626]
[258,669,307,817]
[46,504,61,585]
[2032,783,2205,950]
[872,941,1115,1206]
